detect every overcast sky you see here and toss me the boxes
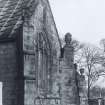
[49,0,105,46]
[49,0,105,87]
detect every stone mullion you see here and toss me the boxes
[37,33,41,96]
[46,54,49,93]
[42,52,46,93]
[38,50,42,91]
[35,48,38,96]
[41,42,44,90]
[47,54,52,93]
[45,53,49,94]
[41,38,49,96]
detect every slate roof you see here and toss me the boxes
[0,0,61,50]
[0,0,36,38]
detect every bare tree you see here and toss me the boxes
[71,39,84,52]
[60,36,84,51]
[100,38,105,52]
[74,44,105,101]
[100,39,105,68]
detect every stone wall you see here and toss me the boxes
[52,33,78,105]
[23,0,60,105]
[60,34,78,105]
[0,42,24,105]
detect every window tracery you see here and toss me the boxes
[35,31,52,96]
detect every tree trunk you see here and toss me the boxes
[88,75,90,105]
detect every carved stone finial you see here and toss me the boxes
[65,33,72,45]
[80,68,84,75]
[74,63,78,70]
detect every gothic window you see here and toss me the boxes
[35,32,51,96]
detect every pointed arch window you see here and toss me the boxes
[35,32,52,96]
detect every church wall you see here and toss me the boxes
[23,0,60,105]
[0,42,17,105]
[0,41,24,105]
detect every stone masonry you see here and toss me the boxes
[59,33,78,105]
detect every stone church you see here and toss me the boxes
[0,0,86,105]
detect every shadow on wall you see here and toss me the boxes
[0,82,2,105]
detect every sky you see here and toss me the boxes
[49,0,105,46]
[49,0,105,87]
